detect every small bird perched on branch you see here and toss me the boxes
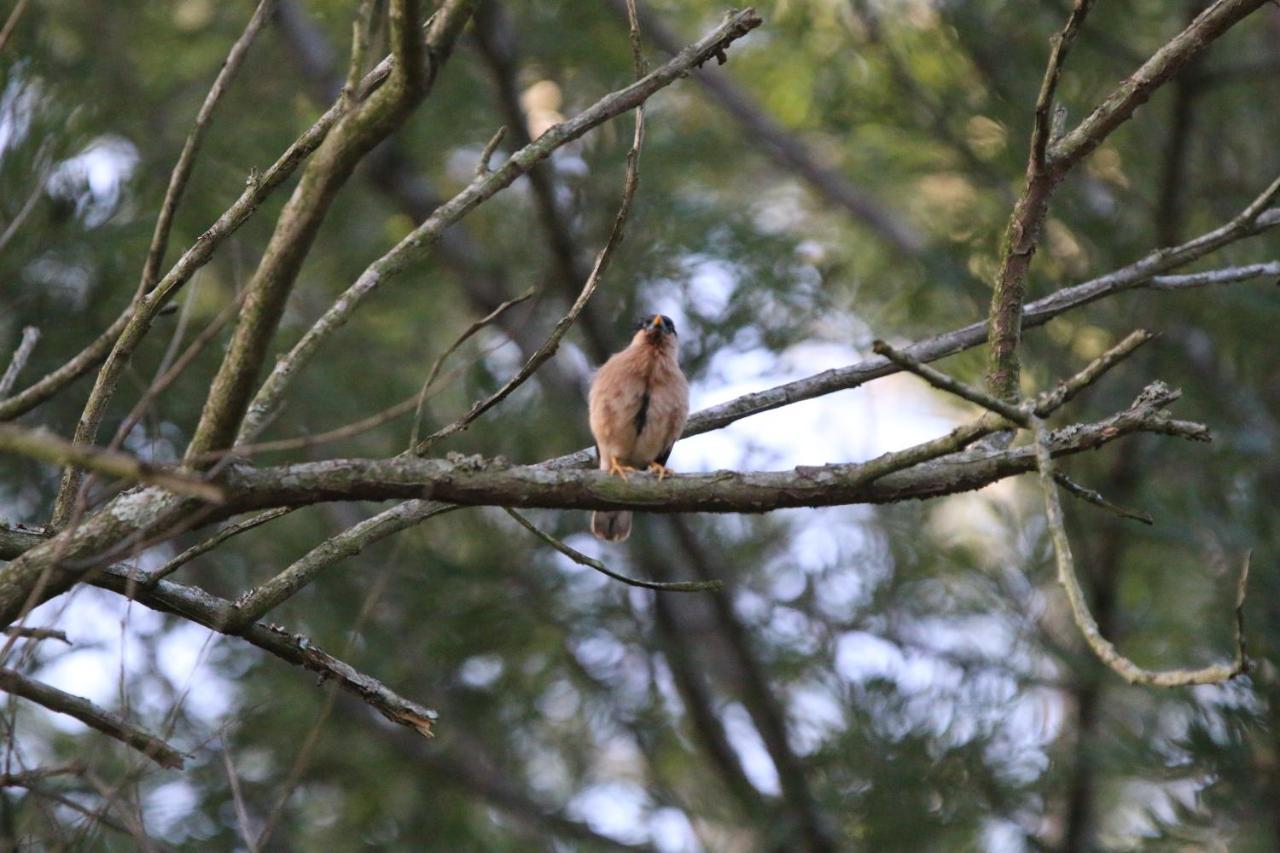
[588,314,689,542]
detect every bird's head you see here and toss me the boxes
[632,313,677,349]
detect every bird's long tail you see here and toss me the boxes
[591,510,632,542]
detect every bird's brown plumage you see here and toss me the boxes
[588,314,689,542]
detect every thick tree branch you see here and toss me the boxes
[216,384,1205,515]
[0,669,185,769]
[185,0,477,461]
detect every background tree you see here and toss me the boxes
[0,0,1278,849]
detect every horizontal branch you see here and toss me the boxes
[0,424,224,504]
[220,383,1205,514]
[0,668,185,769]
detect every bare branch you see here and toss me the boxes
[0,327,39,400]
[1030,417,1248,685]
[873,340,1030,426]
[0,0,29,52]
[0,425,224,504]
[502,508,723,592]
[238,9,763,446]
[1050,0,1272,170]
[3,627,71,644]
[0,763,84,787]
[90,569,438,737]
[0,669,185,769]
[148,506,296,586]
[1031,0,1096,170]
[412,31,649,454]
[986,0,1268,401]
[139,0,276,294]
[1052,471,1154,525]
[227,500,453,629]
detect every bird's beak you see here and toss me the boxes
[646,316,664,336]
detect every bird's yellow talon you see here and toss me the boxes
[647,462,674,480]
[607,458,638,480]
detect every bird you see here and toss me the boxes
[588,313,689,542]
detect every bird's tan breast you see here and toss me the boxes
[588,343,687,468]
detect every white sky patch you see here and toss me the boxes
[569,781,651,845]
[47,134,139,227]
[677,339,962,473]
[722,702,781,795]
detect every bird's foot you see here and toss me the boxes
[647,462,675,480]
[607,458,639,480]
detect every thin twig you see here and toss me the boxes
[220,736,259,853]
[473,125,508,179]
[1052,471,1153,525]
[147,507,295,586]
[0,327,39,400]
[1031,0,1095,169]
[89,568,438,737]
[409,286,534,449]
[0,763,84,787]
[0,425,224,504]
[1030,416,1248,686]
[3,627,70,645]
[341,0,378,110]
[0,669,185,769]
[873,340,1030,426]
[0,154,52,257]
[503,508,723,592]
[0,0,29,52]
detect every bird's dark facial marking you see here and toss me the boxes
[633,389,650,436]
[632,314,677,336]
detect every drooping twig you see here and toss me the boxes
[0,425,224,504]
[0,669,185,769]
[237,9,763,446]
[1030,416,1248,685]
[0,327,39,400]
[503,508,723,593]
[408,286,534,449]
[89,567,438,737]
[873,340,1030,425]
